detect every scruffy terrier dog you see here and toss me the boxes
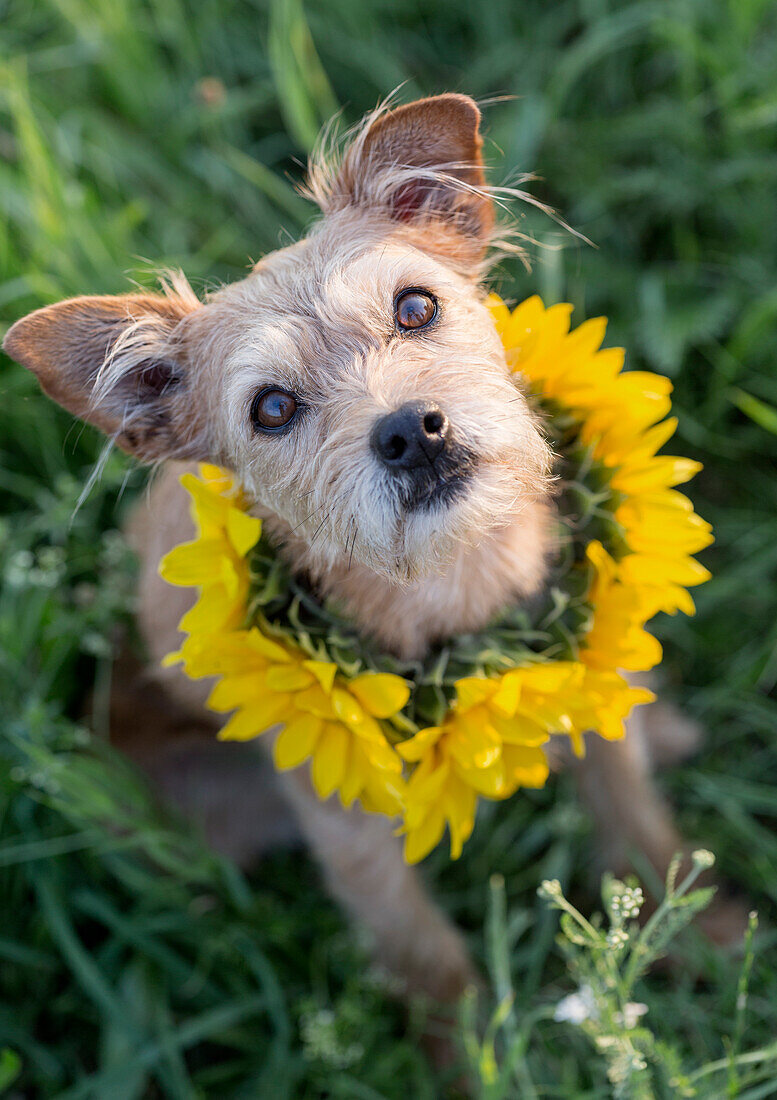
[5,95,725,1010]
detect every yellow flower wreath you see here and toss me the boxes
[160,296,712,863]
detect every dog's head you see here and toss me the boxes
[4,95,551,583]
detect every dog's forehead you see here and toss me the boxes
[228,231,460,332]
[206,227,495,395]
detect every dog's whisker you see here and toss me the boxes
[308,512,332,549]
[289,489,348,535]
[291,499,330,534]
[346,516,359,571]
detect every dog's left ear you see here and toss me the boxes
[3,289,207,462]
[314,94,494,268]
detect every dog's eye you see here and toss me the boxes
[251,387,299,431]
[395,289,437,331]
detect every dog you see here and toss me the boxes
[3,94,735,1014]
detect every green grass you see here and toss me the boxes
[2,0,777,1095]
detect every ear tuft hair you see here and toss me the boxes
[304,94,496,269]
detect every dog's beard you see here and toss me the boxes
[389,462,540,582]
[287,456,545,585]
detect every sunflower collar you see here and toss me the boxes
[159,295,712,863]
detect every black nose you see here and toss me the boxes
[371,401,450,471]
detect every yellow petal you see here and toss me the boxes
[361,736,403,775]
[265,664,315,692]
[406,754,450,803]
[611,456,702,493]
[619,553,711,588]
[403,806,446,864]
[489,711,551,747]
[339,740,367,807]
[348,711,389,746]
[455,757,513,800]
[208,671,265,712]
[245,629,293,664]
[226,507,262,557]
[454,677,495,712]
[501,744,550,788]
[349,673,410,718]
[303,660,338,693]
[657,583,696,616]
[396,726,444,762]
[311,723,349,799]
[331,688,364,726]
[178,583,239,636]
[293,685,336,719]
[158,538,228,586]
[485,293,511,336]
[179,472,231,537]
[443,779,477,860]
[362,773,405,817]
[489,672,521,716]
[216,696,287,741]
[182,631,264,677]
[448,713,502,769]
[198,463,235,491]
[564,315,607,358]
[502,295,546,363]
[273,713,323,769]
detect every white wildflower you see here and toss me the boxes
[300,1007,363,1069]
[616,1002,648,1029]
[554,984,597,1024]
[606,927,629,951]
[611,885,644,920]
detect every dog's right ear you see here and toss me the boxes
[3,288,207,462]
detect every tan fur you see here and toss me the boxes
[4,95,736,1030]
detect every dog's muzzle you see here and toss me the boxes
[371,400,476,511]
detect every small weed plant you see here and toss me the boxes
[463,855,776,1099]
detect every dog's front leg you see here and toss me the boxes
[279,767,478,1005]
[573,698,747,945]
[573,715,683,876]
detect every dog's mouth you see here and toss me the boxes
[403,472,471,511]
[397,445,478,513]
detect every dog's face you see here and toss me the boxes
[4,95,551,583]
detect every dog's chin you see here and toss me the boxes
[307,492,466,586]
[356,475,492,586]
[380,461,546,585]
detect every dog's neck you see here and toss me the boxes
[262,500,552,661]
